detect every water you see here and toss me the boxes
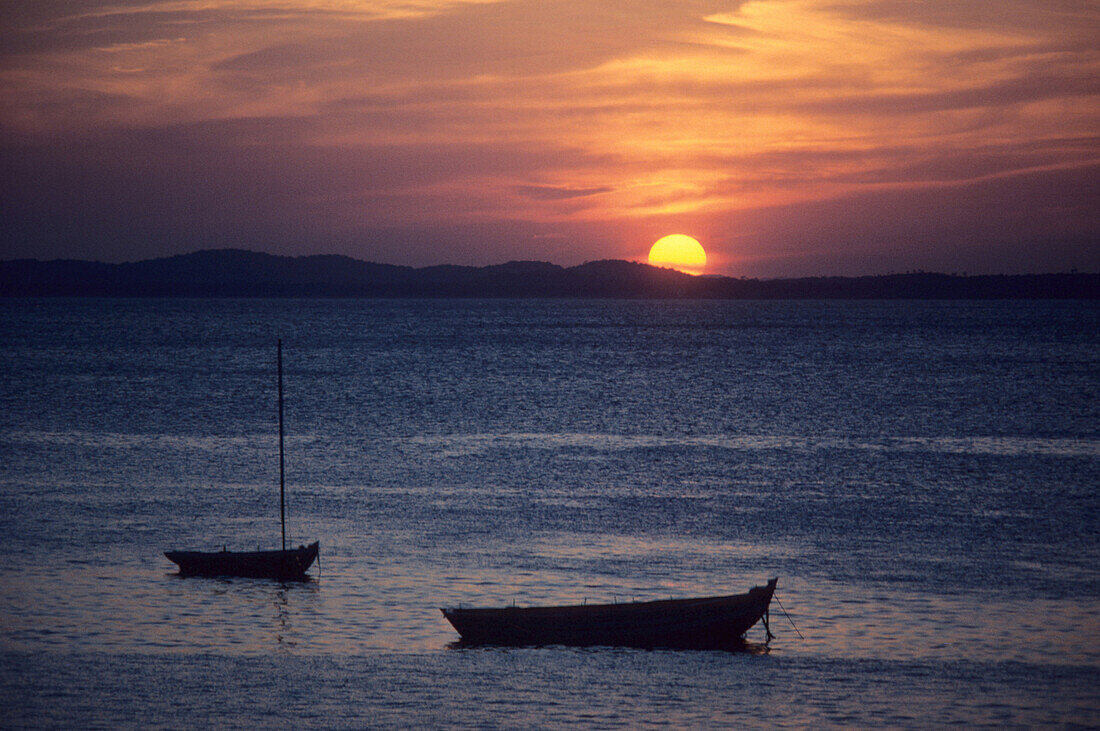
[1,298,1097,728]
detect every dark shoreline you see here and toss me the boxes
[2,249,1097,299]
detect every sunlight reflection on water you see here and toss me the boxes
[3,555,1098,667]
[401,432,1100,459]
[1,298,1097,727]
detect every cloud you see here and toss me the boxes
[516,185,614,201]
[0,0,1097,274]
[792,73,1100,116]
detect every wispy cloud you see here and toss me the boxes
[1,0,1096,274]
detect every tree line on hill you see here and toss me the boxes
[1,249,1096,299]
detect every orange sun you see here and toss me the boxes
[647,234,706,275]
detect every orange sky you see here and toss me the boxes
[1,0,1097,275]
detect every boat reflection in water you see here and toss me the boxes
[442,577,778,650]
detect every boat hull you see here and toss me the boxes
[165,541,319,581]
[442,577,777,650]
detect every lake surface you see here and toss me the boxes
[1,298,1098,728]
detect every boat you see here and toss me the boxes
[164,542,319,580]
[441,577,778,649]
[165,340,319,581]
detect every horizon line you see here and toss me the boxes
[3,247,1096,280]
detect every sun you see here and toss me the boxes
[647,234,706,275]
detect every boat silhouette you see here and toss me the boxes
[442,577,778,650]
[165,340,318,581]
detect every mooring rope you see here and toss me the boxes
[773,594,805,639]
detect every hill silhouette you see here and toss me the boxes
[1,249,1096,298]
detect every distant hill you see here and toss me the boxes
[1,249,1097,298]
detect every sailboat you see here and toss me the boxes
[165,340,319,581]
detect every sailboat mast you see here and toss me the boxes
[277,339,286,552]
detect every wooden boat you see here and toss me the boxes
[441,577,778,649]
[165,340,319,581]
[165,541,319,580]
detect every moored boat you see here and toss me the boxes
[165,541,319,581]
[165,340,319,581]
[441,577,778,649]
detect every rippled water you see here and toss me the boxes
[1,298,1098,727]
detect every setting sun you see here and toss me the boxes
[647,235,707,275]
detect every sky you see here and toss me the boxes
[0,0,1097,277]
